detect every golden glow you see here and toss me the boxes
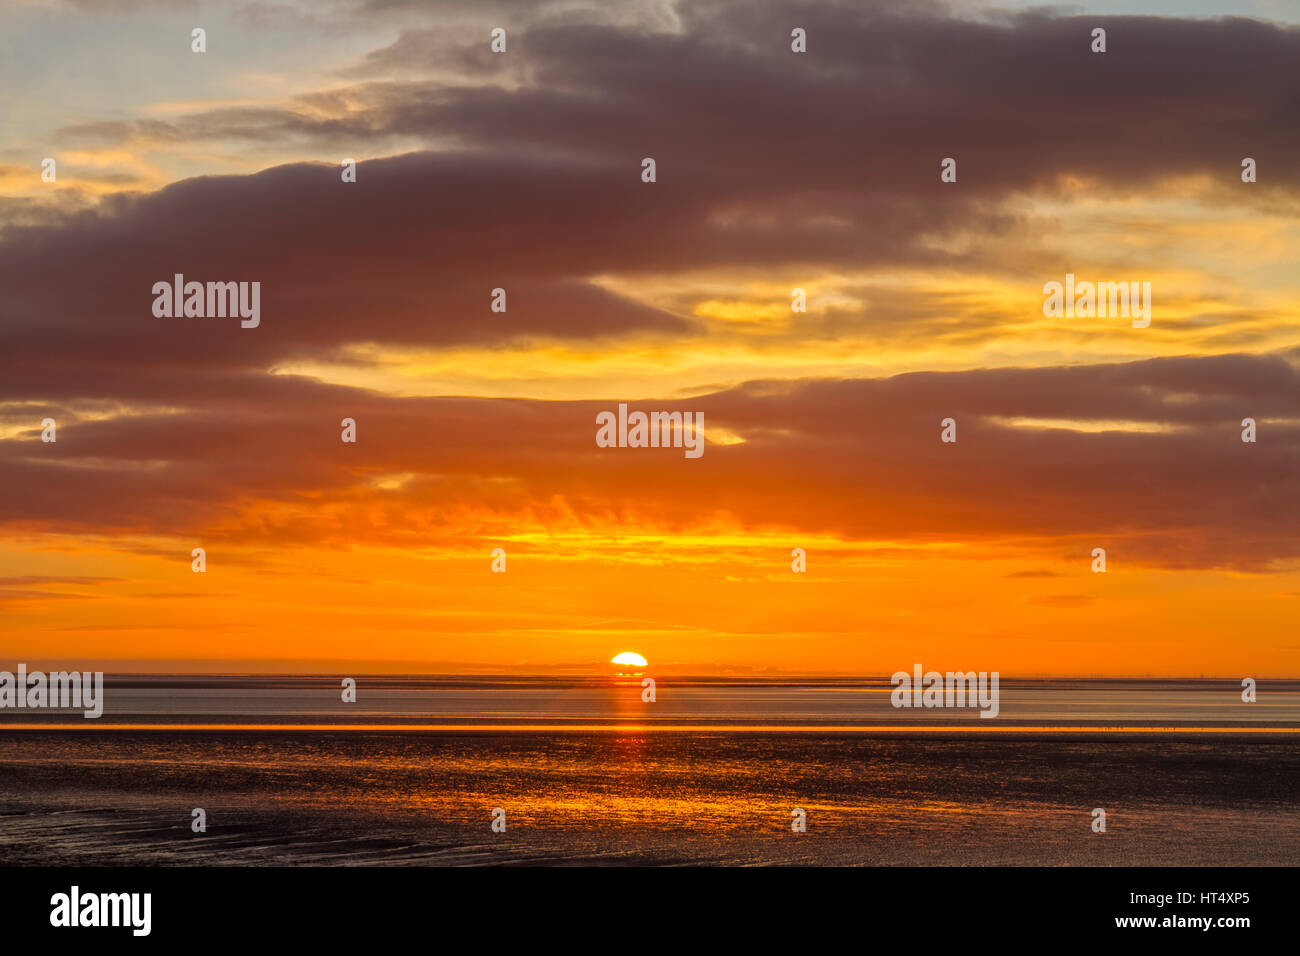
[4,29,1299,683]
[3,533,1297,676]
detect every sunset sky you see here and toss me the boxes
[1,0,1297,676]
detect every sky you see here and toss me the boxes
[0,0,1297,676]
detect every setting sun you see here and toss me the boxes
[611,652,648,668]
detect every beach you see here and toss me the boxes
[1,678,1297,866]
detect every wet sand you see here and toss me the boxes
[2,729,1296,865]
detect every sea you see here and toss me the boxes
[1,677,1296,865]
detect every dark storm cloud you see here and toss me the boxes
[1,354,1294,571]
[127,5,1300,198]
[0,149,705,398]
[10,3,1294,394]
[2,2,1296,576]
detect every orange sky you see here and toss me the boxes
[1,1,1297,676]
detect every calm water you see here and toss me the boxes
[1,678,1297,865]
[4,676,1298,727]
